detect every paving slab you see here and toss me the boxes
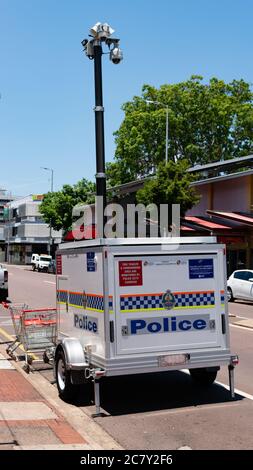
[0,354,14,370]
[0,402,57,421]
[10,424,61,445]
[14,443,92,450]
[0,423,16,445]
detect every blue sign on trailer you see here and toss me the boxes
[87,252,96,272]
[189,258,214,279]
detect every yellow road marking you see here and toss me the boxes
[0,327,38,360]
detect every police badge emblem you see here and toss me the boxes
[162,289,176,310]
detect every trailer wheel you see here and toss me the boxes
[190,368,217,386]
[55,349,80,402]
[227,287,234,302]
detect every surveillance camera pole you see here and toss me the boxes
[93,42,106,227]
[83,23,122,238]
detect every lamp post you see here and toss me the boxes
[146,100,169,164]
[41,167,54,255]
[82,23,123,235]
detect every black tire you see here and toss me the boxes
[227,287,234,302]
[0,289,8,301]
[32,265,36,271]
[55,349,80,402]
[190,368,217,386]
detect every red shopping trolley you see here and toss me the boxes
[3,303,57,372]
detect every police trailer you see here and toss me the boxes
[54,237,238,416]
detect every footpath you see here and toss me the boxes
[0,346,121,450]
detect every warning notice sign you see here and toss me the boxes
[119,261,143,286]
[56,255,62,275]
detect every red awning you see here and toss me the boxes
[180,225,195,231]
[206,211,253,227]
[184,216,232,230]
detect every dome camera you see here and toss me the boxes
[110,47,123,64]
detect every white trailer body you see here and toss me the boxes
[55,237,237,414]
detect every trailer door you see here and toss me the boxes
[114,253,224,356]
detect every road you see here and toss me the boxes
[1,264,253,449]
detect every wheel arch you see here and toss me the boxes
[54,338,87,371]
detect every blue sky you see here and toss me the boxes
[0,0,252,196]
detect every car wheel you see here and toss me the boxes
[227,287,234,302]
[190,368,217,386]
[55,349,80,402]
[32,265,36,271]
[0,289,8,301]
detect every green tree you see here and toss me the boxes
[136,160,200,224]
[39,178,95,233]
[110,76,253,184]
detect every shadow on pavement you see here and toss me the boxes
[73,370,243,416]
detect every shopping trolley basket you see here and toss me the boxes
[2,303,28,359]
[3,303,57,372]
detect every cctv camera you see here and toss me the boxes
[90,22,115,39]
[85,41,94,59]
[110,47,123,64]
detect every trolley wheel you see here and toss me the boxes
[27,355,33,365]
[43,351,50,364]
[23,364,30,374]
[190,368,217,386]
[55,349,80,402]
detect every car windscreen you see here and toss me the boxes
[40,257,51,262]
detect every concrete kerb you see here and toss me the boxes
[0,344,122,450]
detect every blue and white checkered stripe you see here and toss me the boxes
[87,295,113,311]
[87,295,104,311]
[57,290,68,303]
[57,290,113,312]
[69,292,84,307]
[120,291,215,312]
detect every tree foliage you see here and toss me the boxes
[136,160,200,220]
[108,76,253,185]
[39,178,95,233]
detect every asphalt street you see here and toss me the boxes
[1,264,253,449]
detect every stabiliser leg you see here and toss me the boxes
[228,364,235,399]
[92,378,104,418]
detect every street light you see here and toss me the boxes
[41,167,54,255]
[41,167,54,193]
[81,23,123,233]
[146,100,169,164]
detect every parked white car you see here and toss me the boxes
[31,254,52,272]
[0,264,8,301]
[227,269,253,302]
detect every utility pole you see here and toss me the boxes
[41,167,54,255]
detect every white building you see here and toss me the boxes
[4,195,62,264]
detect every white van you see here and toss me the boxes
[31,254,52,272]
